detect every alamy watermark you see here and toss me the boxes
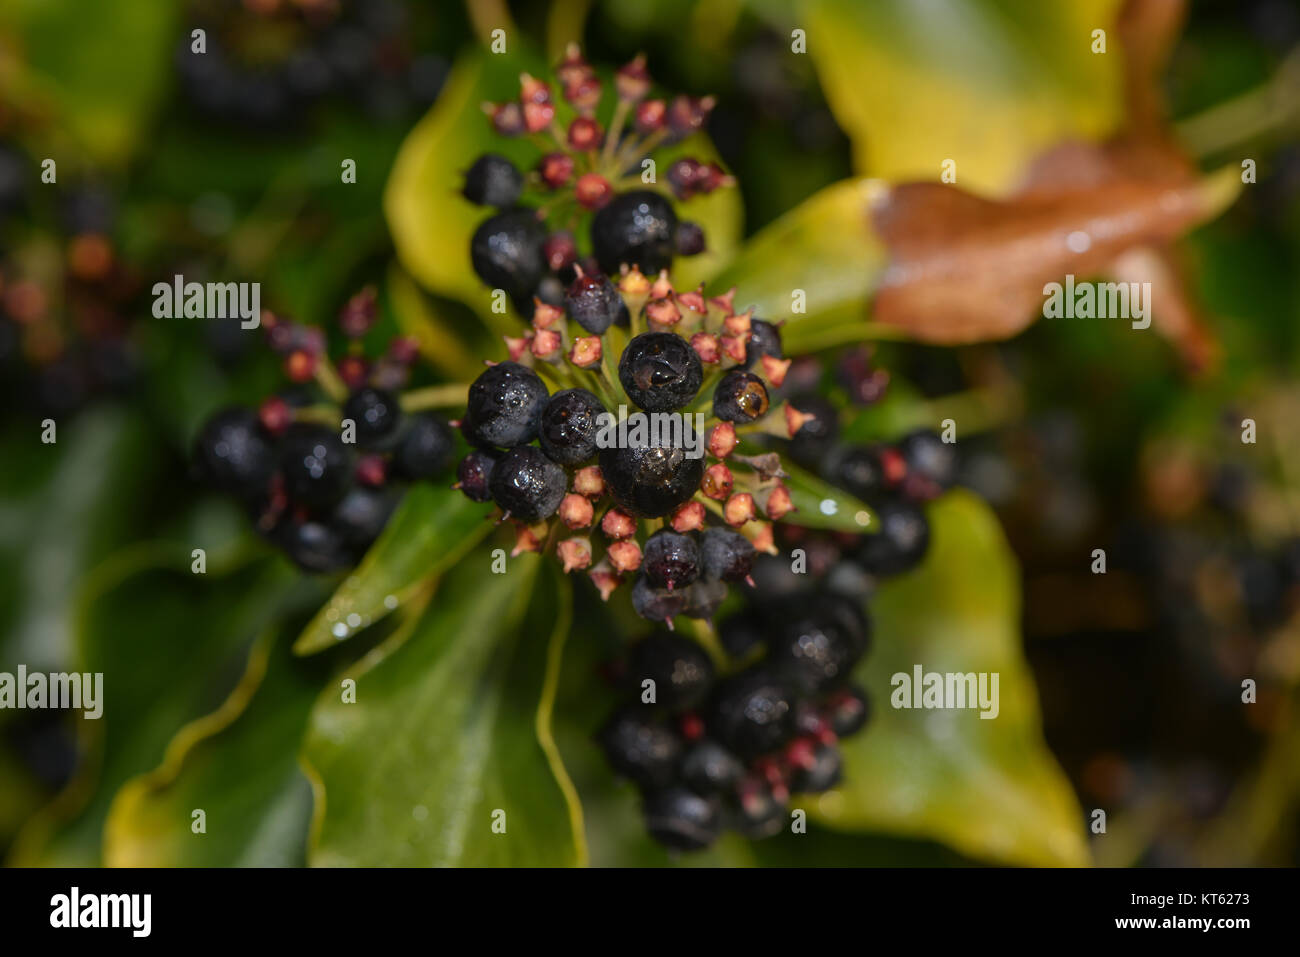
[596,407,706,458]
[891,665,999,719]
[0,666,103,718]
[1043,274,1151,329]
[152,273,261,328]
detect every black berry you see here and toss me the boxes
[789,740,842,793]
[786,395,838,471]
[538,388,605,465]
[462,153,523,208]
[642,787,720,851]
[712,369,769,423]
[857,500,930,575]
[732,777,786,839]
[766,597,870,694]
[682,579,728,619]
[279,423,353,508]
[699,528,755,583]
[193,407,275,500]
[597,707,682,790]
[342,387,402,448]
[456,449,499,502]
[488,446,567,521]
[564,272,624,335]
[600,437,705,517]
[642,530,700,590]
[618,332,703,413]
[625,633,714,710]
[470,208,547,304]
[708,668,796,759]
[744,319,783,368]
[827,684,870,737]
[832,444,889,503]
[631,575,689,623]
[898,429,956,491]
[674,220,705,256]
[679,739,744,796]
[331,486,398,550]
[275,518,353,574]
[590,189,678,275]
[463,361,549,448]
[394,414,455,478]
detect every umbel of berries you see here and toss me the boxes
[452,266,814,629]
[192,286,458,573]
[464,46,733,317]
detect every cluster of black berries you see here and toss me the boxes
[0,165,142,417]
[193,287,455,572]
[177,0,447,127]
[465,45,729,317]
[454,266,814,624]
[598,587,871,851]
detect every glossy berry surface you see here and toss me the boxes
[642,530,700,590]
[625,632,714,710]
[393,414,454,478]
[342,387,401,448]
[858,500,930,575]
[590,189,678,275]
[642,787,720,851]
[462,153,523,208]
[832,444,889,503]
[463,361,549,448]
[631,574,689,622]
[538,388,605,465]
[708,669,797,759]
[331,487,398,549]
[565,272,625,334]
[275,518,352,574]
[828,685,870,737]
[488,446,567,521]
[193,407,275,500]
[469,209,547,304]
[679,739,745,796]
[600,436,705,517]
[766,598,870,694]
[712,369,769,423]
[789,740,842,793]
[597,708,682,790]
[699,527,755,583]
[279,423,353,508]
[898,428,957,490]
[744,319,783,368]
[456,449,499,502]
[618,331,702,413]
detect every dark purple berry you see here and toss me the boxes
[463,361,549,448]
[488,446,567,521]
[898,429,956,492]
[590,189,678,275]
[462,153,523,208]
[832,444,889,503]
[699,528,755,583]
[712,369,769,423]
[456,449,499,502]
[597,707,682,790]
[600,438,705,518]
[766,597,870,694]
[857,500,930,575]
[276,518,353,574]
[642,530,700,590]
[674,220,705,256]
[682,578,728,619]
[470,208,547,304]
[827,684,870,738]
[618,332,703,413]
[625,633,714,710]
[744,319,783,368]
[342,387,402,448]
[279,423,353,509]
[643,787,720,851]
[679,739,744,796]
[789,741,842,793]
[330,486,398,550]
[564,272,623,335]
[631,574,688,623]
[193,407,275,500]
[786,395,839,471]
[394,414,454,479]
[538,388,605,465]
[708,668,796,759]
[732,776,786,839]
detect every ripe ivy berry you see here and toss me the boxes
[463,361,549,448]
[618,331,702,413]
[488,445,567,521]
[462,153,524,208]
[279,423,353,508]
[590,190,678,275]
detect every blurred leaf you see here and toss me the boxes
[805,0,1125,194]
[8,548,300,865]
[780,460,876,533]
[385,51,741,321]
[386,263,481,379]
[2,0,179,165]
[810,491,1090,866]
[293,483,491,655]
[303,556,585,866]
[103,620,327,867]
[707,179,887,351]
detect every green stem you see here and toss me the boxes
[400,383,470,412]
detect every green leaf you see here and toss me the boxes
[780,460,876,533]
[707,179,887,350]
[303,555,586,866]
[804,0,1124,194]
[7,547,301,865]
[102,619,329,867]
[2,0,179,165]
[385,51,741,320]
[809,491,1090,866]
[293,483,491,655]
